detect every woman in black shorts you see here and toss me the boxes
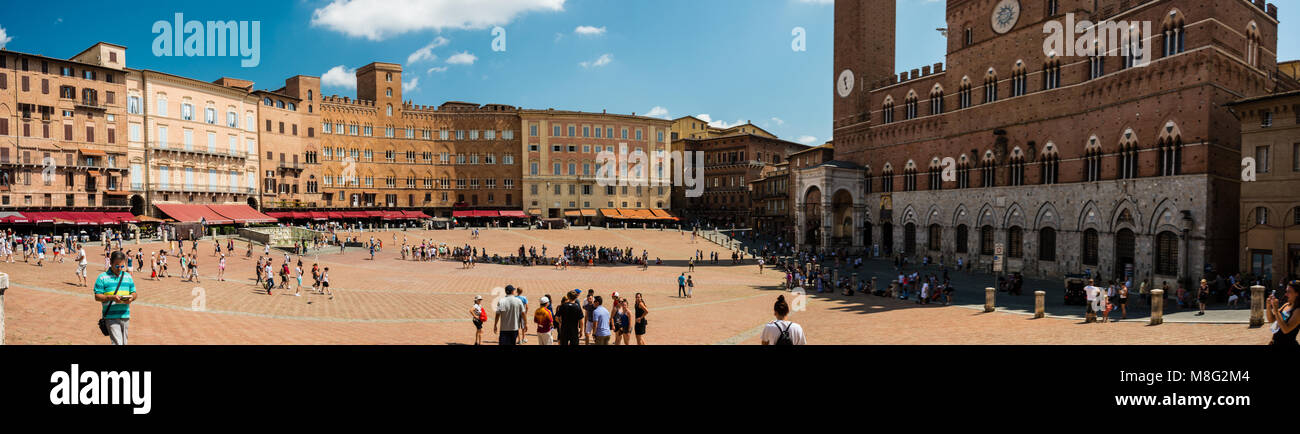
[634,293,649,345]
[1118,283,1129,319]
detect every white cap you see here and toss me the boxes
[540,296,550,305]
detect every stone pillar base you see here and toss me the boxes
[1150,289,1165,326]
[1034,291,1045,319]
[1250,285,1265,327]
[984,287,996,312]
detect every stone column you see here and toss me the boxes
[1150,289,1164,325]
[1250,285,1266,327]
[821,200,834,252]
[0,272,8,345]
[985,287,996,312]
[1034,291,1045,319]
[871,276,878,294]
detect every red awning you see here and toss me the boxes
[309,211,330,221]
[20,212,55,223]
[207,204,277,224]
[499,210,528,218]
[326,212,346,219]
[452,210,473,218]
[347,211,372,218]
[401,210,430,219]
[104,212,138,224]
[154,203,233,224]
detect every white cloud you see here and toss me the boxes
[645,106,670,119]
[321,65,357,89]
[574,25,606,36]
[580,53,613,68]
[797,135,818,144]
[311,0,566,41]
[427,66,449,74]
[0,26,11,49]
[770,117,785,126]
[406,36,449,64]
[403,77,420,93]
[696,114,745,129]
[447,51,478,65]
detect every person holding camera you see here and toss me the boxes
[1266,281,1299,347]
[93,251,138,345]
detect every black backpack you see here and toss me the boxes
[774,321,793,345]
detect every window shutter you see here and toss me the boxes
[64,124,73,140]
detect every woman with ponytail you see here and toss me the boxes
[760,295,806,345]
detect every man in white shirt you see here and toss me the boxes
[75,244,88,287]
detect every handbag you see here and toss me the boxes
[97,272,126,336]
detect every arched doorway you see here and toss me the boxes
[130,195,146,217]
[803,186,822,248]
[904,223,917,256]
[247,197,259,210]
[1115,228,1136,279]
[881,222,894,256]
[831,189,853,246]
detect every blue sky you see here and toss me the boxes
[0,0,1295,146]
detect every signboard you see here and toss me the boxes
[993,255,1004,272]
[994,243,1004,256]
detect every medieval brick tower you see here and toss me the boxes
[833,0,895,130]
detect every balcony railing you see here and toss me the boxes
[151,147,247,160]
[76,99,108,111]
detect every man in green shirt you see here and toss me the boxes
[93,251,138,345]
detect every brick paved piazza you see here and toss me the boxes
[1,228,1273,345]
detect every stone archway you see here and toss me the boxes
[831,189,854,246]
[803,186,823,249]
[247,197,259,210]
[130,195,146,217]
[1115,228,1136,280]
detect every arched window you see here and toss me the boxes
[1158,136,1182,176]
[929,224,942,251]
[904,92,919,120]
[1255,207,1270,225]
[881,165,895,192]
[1084,137,1103,182]
[1118,130,1139,179]
[386,104,393,116]
[386,88,393,97]
[1082,228,1099,265]
[276,100,285,109]
[930,86,945,115]
[1010,61,1028,97]
[1246,22,1262,68]
[1089,54,1105,79]
[903,161,918,191]
[983,69,999,103]
[1041,143,1060,184]
[927,158,942,190]
[1155,231,1179,275]
[956,224,969,253]
[1043,58,1061,90]
[882,97,895,124]
[307,90,313,101]
[980,152,996,187]
[1038,227,1056,261]
[957,156,971,189]
[1162,10,1186,57]
[980,225,995,255]
[1007,226,1023,258]
[863,167,874,194]
[1009,150,1025,186]
[958,77,973,109]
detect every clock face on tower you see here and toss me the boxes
[837,69,855,98]
[990,0,1021,35]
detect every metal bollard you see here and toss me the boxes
[1250,285,1266,327]
[984,287,996,312]
[1150,289,1164,325]
[0,272,8,345]
[1034,291,1045,318]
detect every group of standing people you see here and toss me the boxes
[480,285,650,346]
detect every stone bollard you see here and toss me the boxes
[1034,291,1046,318]
[1250,285,1266,327]
[984,287,996,312]
[890,280,899,298]
[0,272,8,345]
[1150,289,1164,325]
[852,273,858,292]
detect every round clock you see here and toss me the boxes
[990,0,1021,35]
[837,69,855,98]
